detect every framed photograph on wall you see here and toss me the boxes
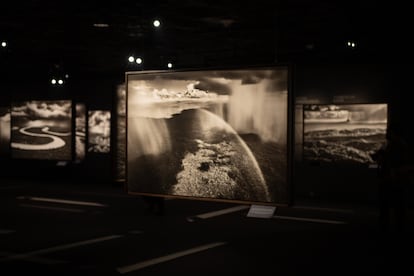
[75,103,86,162]
[303,103,388,164]
[10,100,72,160]
[88,110,111,153]
[126,66,291,206]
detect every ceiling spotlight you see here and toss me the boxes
[136,57,143,64]
[51,79,57,84]
[1,41,7,47]
[58,79,64,85]
[65,74,69,79]
[128,56,135,63]
[347,40,357,48]
[167,62,173,68]
[153,19,161,28]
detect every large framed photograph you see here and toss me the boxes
[126,66,291,205]
[303,103,388,164]
[11,100,72,160]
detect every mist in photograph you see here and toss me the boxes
[88,110,111,153]
[303,103,388,163]
[0,107,11,155]
[127,68,289,204]
[11,100,72,160]
[75,103,86,161]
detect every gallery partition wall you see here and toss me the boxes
[291,63,392,203]
[126,66,292,206]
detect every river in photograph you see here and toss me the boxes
[11,118,72,160]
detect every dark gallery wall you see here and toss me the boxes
[292,62,411,205]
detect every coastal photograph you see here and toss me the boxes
[127,68,290,205]
[11,100,72,160]
[303,103,388,164]
[88,110,111,153]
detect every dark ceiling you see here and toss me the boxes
[0,0,410,85]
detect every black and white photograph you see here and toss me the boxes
[294,104,304,161]
[88,110,111,153]
[0,107,11,156]
[127,67,290,205]
[115,85,126,181]
[75,103,86,162]
[11,100,72,160]
[303,103,388,164]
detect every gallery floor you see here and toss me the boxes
[0,176,413,275]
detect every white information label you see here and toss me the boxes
[246,205,276,218]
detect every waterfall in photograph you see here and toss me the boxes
[127,117,171,159]
[227,79,287,144]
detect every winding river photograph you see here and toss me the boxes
[11,100,72,160]
[127,68,289,205]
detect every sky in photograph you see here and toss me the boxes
[11,101,72,119]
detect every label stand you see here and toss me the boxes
[246,205,276,218]
[56,161,68,167]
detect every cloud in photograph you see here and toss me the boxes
[12,101,72,119]
[89,110,111,136]
[0,112,10,122]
